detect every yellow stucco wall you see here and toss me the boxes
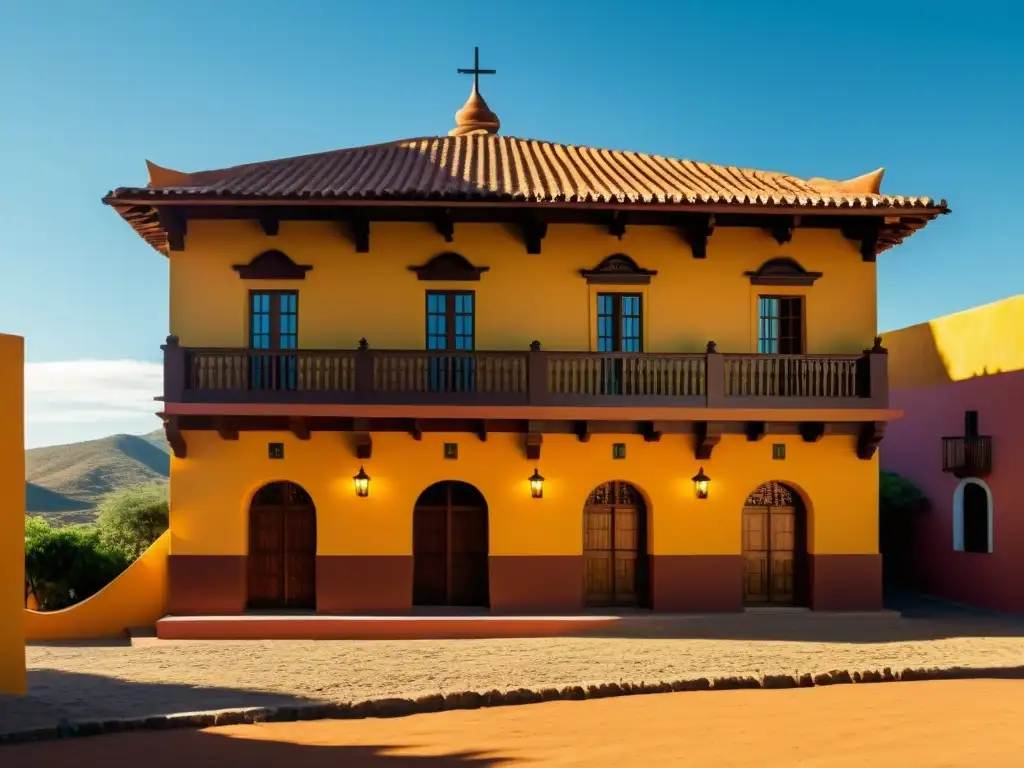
[169,221,877,353]
[170,431,878,558]
[0,334,26,694]
[24,531,169,642]
[884,293,1024,389]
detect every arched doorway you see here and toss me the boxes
[741,481,807,606]
[247,481,317,610]
[956,478,993,554]
[413,481,489,607]
[583,481,648,607]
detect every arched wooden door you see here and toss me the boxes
[742,481,807,606]
[413,481,489,607]
[247,481,317,610]
[583,481,648,607]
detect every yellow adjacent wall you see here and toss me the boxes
[0,334,26,694]
[169,221,877,353]
[884,293,1024,389]
[24,532,169,642]
[170,431,878,558]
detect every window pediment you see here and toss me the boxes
[745,257,822,286]
[580,254,657,285]
[408,252,489,281]
[232,250,312,280]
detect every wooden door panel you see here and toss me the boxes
[249,507,284,608]
[743,553,768,603]
[743,502,804,606]
[770,508,795,553]
[284,507,316,609]
[585,553,613,606]
[450,555,489,606]
[771,552,794,604]
[613,508,638,551]
[413,487,489,608]
[414,507,447,555]
[584,509,612,551]
[413,506,447,606]
[613,555,637,603]
[742,508,768,551]
[450,506,489,607]
[247,484,318,611]
[583,485,647,608]
[450,508,488,554]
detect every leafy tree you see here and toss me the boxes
[879,470,928,587]
[24,514,51,543]
[880,470,929,516]
[95,483,169,561]
[24,524,128,610]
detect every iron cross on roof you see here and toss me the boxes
[457,46,496,91]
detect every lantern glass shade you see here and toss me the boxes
[353,466,370,498]
[529,468,545,499]
[692,467,710,499]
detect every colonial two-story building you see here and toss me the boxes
[103,60,947,618]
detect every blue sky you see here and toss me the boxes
[1,0,1021,446]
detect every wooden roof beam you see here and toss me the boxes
[681,214,715,259]
[519,216,547,255]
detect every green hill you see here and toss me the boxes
[26,429,170,524]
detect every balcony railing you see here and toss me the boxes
[941,436,992,477]
[161,337,889,409]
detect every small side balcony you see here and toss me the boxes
[160,337,890,412]
[941,436,993,478]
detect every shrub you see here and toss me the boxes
[95,483,169,561]
[25,522,128,610]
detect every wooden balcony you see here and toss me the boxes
[941,436,992,478]
[161,337,890,411]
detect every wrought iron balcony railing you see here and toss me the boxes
[941,436,992,477]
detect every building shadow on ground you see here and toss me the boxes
[0,670,320,735]
[571,592,1024,643]
[0,727,514,767]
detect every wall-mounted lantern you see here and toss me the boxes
[529,468,545,499]
[353,466,371,498]
[692,467,710,499]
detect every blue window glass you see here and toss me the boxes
[248,291,299,391]
[758,296,802,354]
[426,291,475,392]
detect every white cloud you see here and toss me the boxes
[24,360,163,448]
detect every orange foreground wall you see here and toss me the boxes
[0,334,26,693]
[24,531,170,642]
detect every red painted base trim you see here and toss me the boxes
[809,554,883,611]
[489,555,585,613]
[167,555,246,615]
[316,555,413,614]
[650,555,744,612]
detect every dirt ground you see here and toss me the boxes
[4,611,1024,734]
[5,680,1024,766]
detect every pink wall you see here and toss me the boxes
[883,369,1024,613]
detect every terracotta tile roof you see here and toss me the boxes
[106,135,946,211]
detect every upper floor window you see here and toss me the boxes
[758,296,804,354]
[426,291,475,393]
[250,291,298,350]
[249,291,298,391]
[953,478,993,554]
[426,291,475,351]
[597,293,643,352]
